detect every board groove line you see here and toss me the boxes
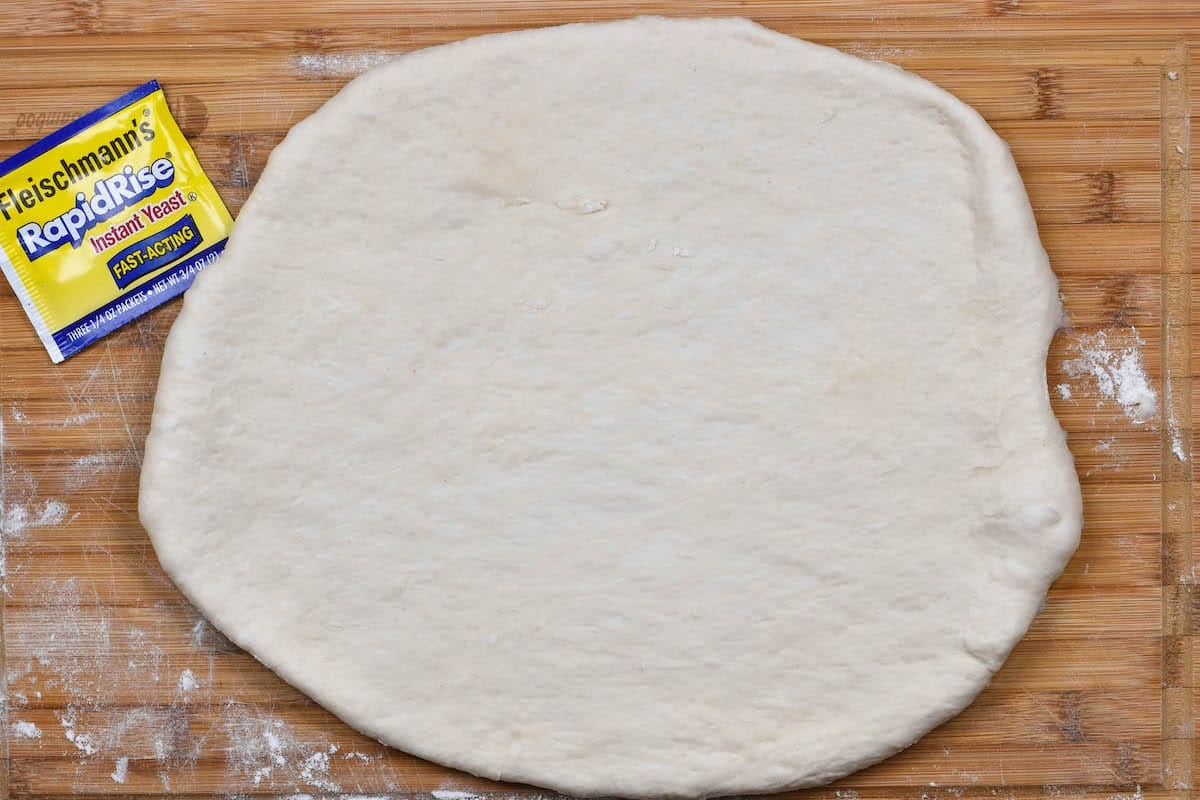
[1158,39,1193,800]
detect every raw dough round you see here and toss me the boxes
[141,16,1082,799]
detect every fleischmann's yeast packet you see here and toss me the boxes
[0,80,233,362]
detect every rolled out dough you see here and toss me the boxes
[141,16,1082,799]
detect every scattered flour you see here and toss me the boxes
[60,411,100,428]
[300,751,340,791]
[1163,375,1188,463]
[1062,330,1158,424]
[294,51,393,78]
[110,755,129,784]
[12,579,113,700]
[1055,383,1071,400]
[188,618,208,649]
[61,710,99,756]
[65,453,125,492]
[177,668,199,692]
[225,704,354,792]
[11,720,41,738]
[1170,426,1187,462]
[431,787,560,800]
[7,408,98,428]
[0,493,72,582]
[1,498,69,539]
[845,42,915,61]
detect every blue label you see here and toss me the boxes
[53,239,225,358]
[107,212,200,289]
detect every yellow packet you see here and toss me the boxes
[0,80,233,362]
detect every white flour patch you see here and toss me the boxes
[60,411,100,428]
[0,491,72,584]
[1055,383,1071,400]
[224,704,342,792]
[1163,377,1188,463]
[12,720,41,738]
[844,42,914,62]
[11,578,121,702]
[65,453,126,492]
[59,705,171,765]
[300,751,339,791]
[61,710,100,755]
[1,498,69,539]
[1171,427,1187,462]
[222,706,402,793]
[7,409,97,428]
[294,51,393,78]
[432,787,559,800]
[110,755,129,784]
[126,627,165,686]
[188,619,208,648]
[177,668,199,692]
[1062,330,1158,424]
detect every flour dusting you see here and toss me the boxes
[177,668,199,692]
[224,703,359,792]
[60,411,100,428]
[1055,384,1071,400]
[188,618,208,649]
[11,720,41,738]
[845,42,914,61]
[1164,376,1188,463]
[2,498,69,539]
[65,453,125,491]
[110,755,129,784]
[61,710,100,755]
[8,408,98,428]
[432,785,560,800]
[1062,330,1158,424]
[300,751,339,791]
[13,579,113,698]
[294,51,393,78]
[0,482,71,586]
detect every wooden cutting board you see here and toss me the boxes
[0,2,1194,798]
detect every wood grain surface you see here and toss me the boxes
[0,2,1195,799]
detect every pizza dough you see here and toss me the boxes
[140,16,1082,799]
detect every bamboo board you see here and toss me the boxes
[0,2,1195,799]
